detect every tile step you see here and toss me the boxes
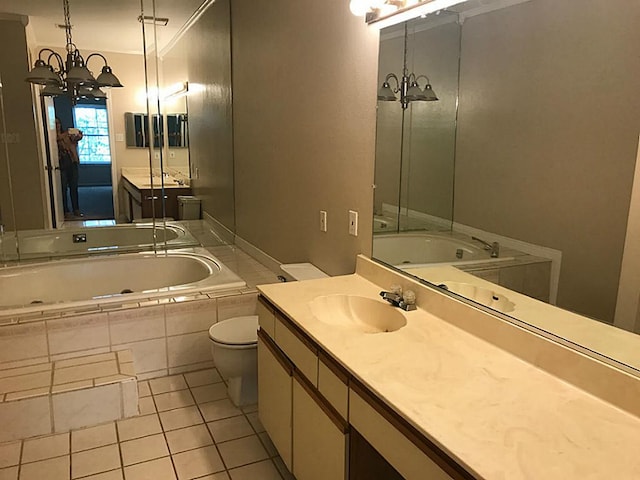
[0,350,138,442]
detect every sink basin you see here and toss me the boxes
[309,295,407,333]
[438,282,515,313]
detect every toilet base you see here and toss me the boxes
[227,373,258,407]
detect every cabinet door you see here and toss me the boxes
[293,374,348,480]
[257,334,293,470]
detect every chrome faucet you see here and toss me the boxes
[472,236,500,258]
[380,287,416,311]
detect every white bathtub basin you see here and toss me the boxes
[309,295,407,333]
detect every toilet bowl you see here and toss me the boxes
[208,315,259,407]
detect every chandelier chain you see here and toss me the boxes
[63,0,73,52]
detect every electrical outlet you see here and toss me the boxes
[349,210,358,236]
[320,210,328,232]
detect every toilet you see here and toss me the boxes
[208,263,328,407]
[208,315,259,407]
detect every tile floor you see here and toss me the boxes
[0,368,294,480]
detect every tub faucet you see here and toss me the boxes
[472,236,500,258]
[380,289,416,311]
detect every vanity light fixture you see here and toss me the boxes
[377,23,438,108]
[350,0,468,28]
[25,0,124,102]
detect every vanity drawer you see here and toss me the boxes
[349,387,457,480]
[257,296,276,338]
[318,352,349,420]
[274,312,318,386]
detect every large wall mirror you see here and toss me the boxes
[372,0,640,373]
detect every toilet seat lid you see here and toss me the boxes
[208,315,259,345]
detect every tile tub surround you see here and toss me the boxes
[258,256,640,479]
[0,290,259,381]
[0,368,292,480]
[0,351,137,443]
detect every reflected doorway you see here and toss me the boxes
[52,96,115,223]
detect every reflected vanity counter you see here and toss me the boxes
[257,255,640,479]
[373,232,553,302]
[406,264,640,372]
[1,222,198,261]
[121,169,192,221]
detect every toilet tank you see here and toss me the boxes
[279,263,328,282]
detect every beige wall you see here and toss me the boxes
[162,1,235,231]
[0,16,46,231]
[231,0,379,275]
[454,0,640,321]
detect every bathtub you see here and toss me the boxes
[2,222,199,260]
[0,248,245,318]
[373,232,513,267]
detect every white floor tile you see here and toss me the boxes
[228,460,282,480]
[71,423,117,452]
[153,391,195,412]
[116,415,162,442]
[19,455,70,480]
[22,433,69,464]
[217,436,268,469]
[137,397,156,416]
[123,457,176,480]
[79,470,123,480]
[120,434,169,467]
[207,416,253,444]
[71,444,121,479]
[165,425,212,454]
[148,376,187,395]
[190,383,228,404]
[0,442,21,469]
[0,466,18,480]
[171,446,224,480]
[198,399,242,423]
[159,407,203,432]
[184,369,222,388]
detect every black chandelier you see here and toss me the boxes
[25,0,124,101]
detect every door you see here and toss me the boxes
[41,97,65,228]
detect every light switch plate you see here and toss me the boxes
[320,210,328,232]
[349,210,358,236]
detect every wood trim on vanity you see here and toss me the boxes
[350,379,478,480]
[319,350,350,385]
[293,368,349,434]
[259,295,319,355]
[257,328,293,375]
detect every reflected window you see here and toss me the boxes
[73,104,112,164]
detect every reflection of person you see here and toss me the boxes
[56,118,83,218]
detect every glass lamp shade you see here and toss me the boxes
[377,82,397,101]
[76,85,95,98]
[41,83,65,97]
[423,84,439,101]
[66,65,95,85]
[405,81,428,101]
[25,61,60,85]
[90,87,107,99]
[96,66,123,88]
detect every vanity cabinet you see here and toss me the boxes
[257,332,293,469]
[257,295,472,480]
[121,176,191,221]
[258,297,348,480]
[292,372,348,480]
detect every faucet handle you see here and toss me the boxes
[389,284,402,296]
[403,290,416,305]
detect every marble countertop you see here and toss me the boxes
[407,265,640,375]
[258,273,640,480]
[121,172,190,190]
